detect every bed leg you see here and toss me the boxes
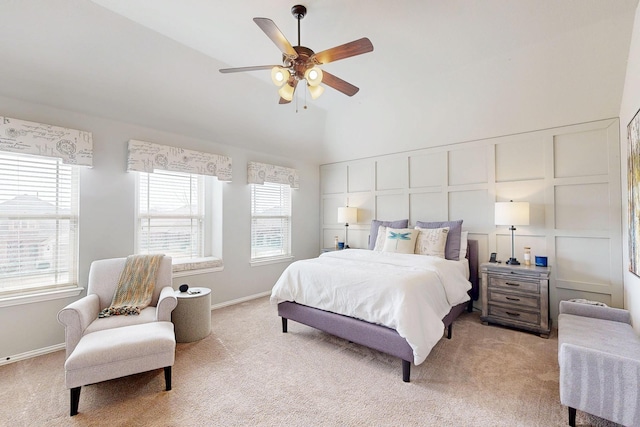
[446,324,452,339]
[281,317,288,333]
[568,407,576,427]
[467,299,473,313]
[402,360,411,382]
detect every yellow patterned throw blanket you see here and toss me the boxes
[98,254,164,317]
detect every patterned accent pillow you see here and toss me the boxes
[414,227,450,258]
[415,219,463,260]
[381,228,419,254]
[368,219,409,250]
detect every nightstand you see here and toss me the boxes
[480,262,551,338]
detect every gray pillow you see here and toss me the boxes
[368,219,409,250]
[415,219,463,260]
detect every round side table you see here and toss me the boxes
[172,287,212,343]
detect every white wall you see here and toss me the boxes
[321,118,623,323]
[619,3,640,332]
[0,95,320,361]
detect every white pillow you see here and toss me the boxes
[458,231,469,260]
[373,225,387,251]
[414,227,449,258]
[382,228,419,254]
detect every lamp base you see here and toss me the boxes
[506,258,521,265]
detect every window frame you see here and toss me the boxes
[135,169,223,275]
[0,151,80,302]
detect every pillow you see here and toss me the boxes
[458,231,469,260]
[382,228,419,254]
[415,219,463,260]
[373,225,387,251]
[414,227,449,258]
[368,219,409,250]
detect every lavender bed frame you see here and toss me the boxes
[278,240,480,382]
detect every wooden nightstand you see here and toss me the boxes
[480,262,551,338]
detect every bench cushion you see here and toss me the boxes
[65,321,175,389]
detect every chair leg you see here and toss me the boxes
[70,387,81,416]
[568,407,576,427]
[164,366,172,391]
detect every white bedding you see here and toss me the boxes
[270,249,471,365]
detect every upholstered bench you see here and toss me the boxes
[558,300,640,426]
[64,321,176,416]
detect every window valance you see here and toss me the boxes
[0,116,93,166]
[127,139,232,181]
[247,161,299,189]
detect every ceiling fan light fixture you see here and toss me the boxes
[271,67,290,87]
[304,66,323,86]
[278,82,295,101]
[308,84,324,100]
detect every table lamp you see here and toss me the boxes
[495,200,530,265]
[337,206,357,249]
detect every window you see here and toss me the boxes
[251,182,292,262]
[0,151,79,295]
[136,170,222,274]
[137,170,205,259]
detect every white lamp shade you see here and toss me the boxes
[308,84,324,99]
[278,82,295,101]
[271,67,290,87]
[495,201,530,226]
[337,206,357,224]
[304,66,323,86]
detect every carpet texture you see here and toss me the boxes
[0,296,622,426]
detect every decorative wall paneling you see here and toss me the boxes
[320,119,622,321]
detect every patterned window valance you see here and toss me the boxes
[247,161,299,189]
[127,139,232,181]
[0,116,93,166]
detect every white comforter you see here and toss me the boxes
[270,249,471,365]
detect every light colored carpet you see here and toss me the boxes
[0,297,622,426]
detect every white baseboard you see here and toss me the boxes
[1,343,65,366]
[210,291,271,311]
[2,291,272,366]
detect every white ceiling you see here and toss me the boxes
[0,0,637,163]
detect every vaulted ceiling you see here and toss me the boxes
[0,1,637,163]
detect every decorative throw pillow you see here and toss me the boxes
[373,225,387,251]
[414,227,449,258]
[381,228,419,254]
[368,219,409,250]
[415,219,463,260]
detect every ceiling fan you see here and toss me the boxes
[219,4,373,104]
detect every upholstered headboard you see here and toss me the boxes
[467,239,480,301]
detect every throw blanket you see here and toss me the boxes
[99,254,164,317]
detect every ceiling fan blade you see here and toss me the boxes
[279,97,291,104]
[312,38,373,65]
[253,17,298,59]
[219,65,279,73]
[321,71,360,97]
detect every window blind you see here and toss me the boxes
[137,170,205,260]
[0,151,79,294]
[251,182,291,260]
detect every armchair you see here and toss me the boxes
[57,255,178,416]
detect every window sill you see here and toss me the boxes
[0,287,84,308]
[250,255,294,267]
[172,257,224,278]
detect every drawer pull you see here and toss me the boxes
[505,311,521,317]
[505,282,520,287]
[505,297,520,301]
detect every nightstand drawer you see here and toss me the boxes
[488,275,539,293]
[488,305,540,325]
[488,290,539,309]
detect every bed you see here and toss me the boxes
[271,235,479,383]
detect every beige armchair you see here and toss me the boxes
[57,255,177,416]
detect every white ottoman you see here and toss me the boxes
[64,321,176,415]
